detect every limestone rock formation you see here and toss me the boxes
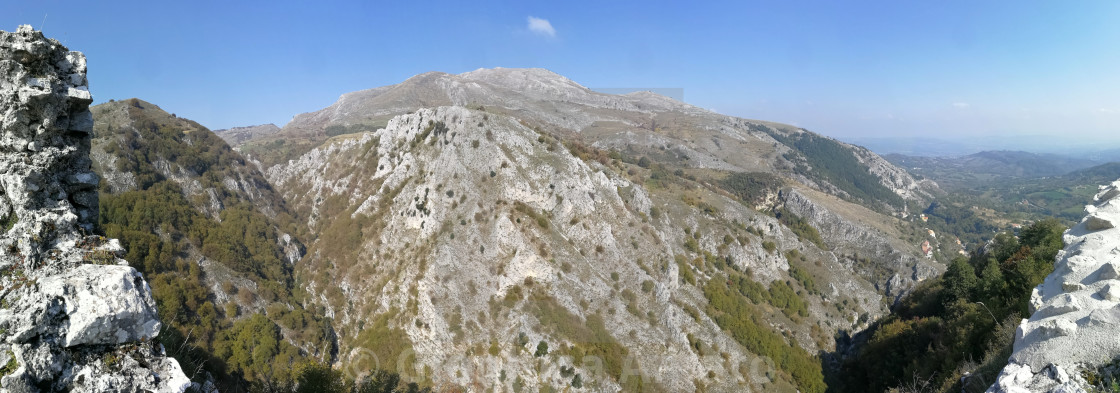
[987,179,1120,393]
[0,25,189,392]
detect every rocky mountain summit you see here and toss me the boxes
[0,25,188,392]
[988,178,1120,392]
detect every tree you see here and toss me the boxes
[943,257,978,303]
[978,258,1006,301]
[637,156,651,168]
[535,340,549,357]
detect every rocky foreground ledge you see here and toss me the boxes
[988,179,1120,392]
[0,25,189,391]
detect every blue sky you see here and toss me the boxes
[3,1,1119,144]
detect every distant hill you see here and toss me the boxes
[850,135,1120,159]
[1066,161,1120,180]
[899,159,1120,223]
[885,150,1101,190]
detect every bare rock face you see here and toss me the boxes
[987,180,1120,393]
[0,25,189,392]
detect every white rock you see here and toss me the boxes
[1099,283,1120,301]
[1040,318,1077,337]
[1099,263,1120,280]
[1034,293,1083,319]
[48,265,162,347]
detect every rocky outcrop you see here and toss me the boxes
[0,25,189,392]
[987,179,1120,393]
[781,188,941,302]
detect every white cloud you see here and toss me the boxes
[527,16,556,38]
[952,102,970,108]
[1098,108,1116,114]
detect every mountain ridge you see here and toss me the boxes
[250,68,949,391]
[230,67,936,213]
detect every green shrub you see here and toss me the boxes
[675,254,696,285]
[637,156,652,168]
[788,264,817,295]
[762,241,777,254]
[0,351,17,377]
[0,211,14,233]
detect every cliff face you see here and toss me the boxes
[0,25,188,392]
[988,179,1120,393]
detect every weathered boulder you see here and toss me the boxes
[0,25,189,392]
[49,264,161,347]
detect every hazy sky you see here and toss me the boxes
[3,1,1118,143]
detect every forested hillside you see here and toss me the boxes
[91,99,338,390]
